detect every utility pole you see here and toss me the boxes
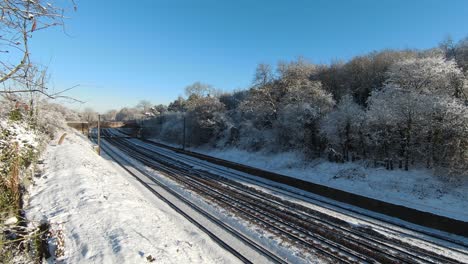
[97,114,101,156]
[182,115,186,150]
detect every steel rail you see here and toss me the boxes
[123,135,466,264]
[98,139,287,264]
[106,134,459,263]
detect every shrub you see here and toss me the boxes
[9,109,22,122]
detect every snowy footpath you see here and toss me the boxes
[26,131,239,264]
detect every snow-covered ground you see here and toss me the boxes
[183,146,468,222]
[103,138,319,263]
[0,119,40,149]
[26,131,240,264]
[119,136,468,261]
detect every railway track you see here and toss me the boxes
[99,139,287,264]
[117,128,468,238]
[124,135,468,255]
[125,137,468,261]
[103,137,362,263]
[100,129,468,263]
[115,128,468,245]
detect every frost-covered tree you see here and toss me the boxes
[151,104,168,116]
[139,43,468,177]
[35,102,78,137]
[239,84,281,129]
[365,86,433,170]
[321,95,365,161]
[186,96,226,146]
[425,96,468,176]
[241,58,318,130]
[82,108,98,123]
[339,50,416,106]
[140,112,184,145]
[103,109,118,121]
[219,90,248,111]
[277,58,317,87]
[42,102,79,121]
[276,81,335,154]
[136,100,153,116]
[167,96,187,112]
[386,55,465,98]
[115,107,141,121]
[315,61,347,101]
[452,37,468,71]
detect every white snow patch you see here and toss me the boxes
[26,132,240,263]
[0,119,40,149]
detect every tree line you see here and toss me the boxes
[102,37,468,177]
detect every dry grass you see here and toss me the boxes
[1,142,20,215]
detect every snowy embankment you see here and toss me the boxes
[186,146,468,222]
[26,132,239,263]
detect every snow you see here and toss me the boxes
[186,146,468,222]
[121,137,468,261]
[26,131,240,264]
[0,119,40,149]
[4,217,18,226]
[101,139,317,263]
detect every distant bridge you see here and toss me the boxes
[67,120,139,133]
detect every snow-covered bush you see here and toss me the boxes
[0,99,76,249]
[0,100,16,117]
[0,118,41,215]
[234,122,275,152]
[186,96,227,146]
[35,101,78,138]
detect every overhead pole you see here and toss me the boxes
[182,114,186,150]
[97,114,101,155]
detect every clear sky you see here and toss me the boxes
[30,0,468,113]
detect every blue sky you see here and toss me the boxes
[30,0,468,112]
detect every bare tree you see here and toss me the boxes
[136,100,152,114]
[185,82,216,98]
[82,107,98,123]
[103,109,118,121]
[0,1,78,101]
[253,63,273,87]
